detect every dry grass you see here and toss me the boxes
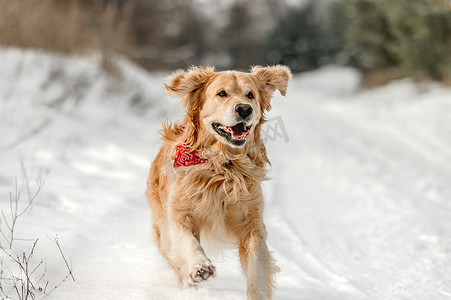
[360,68,405,88]
[0,0,132,57]
[0,165,75,299]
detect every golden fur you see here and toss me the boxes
[146,65,291,300]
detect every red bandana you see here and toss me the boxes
[173,144,208,168]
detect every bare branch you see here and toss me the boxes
[0,221,11,243]
[36,259,47,289]
[5,265,21,300]
[0,166,72,299]
[29,259,44,279]
[50,235,75,282]
[1,173,44,249]
[43,281,49,294]
[20,159,31,203]
[40,272,72,300]
[17,180,43,218]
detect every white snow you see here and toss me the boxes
[1,48,451,299]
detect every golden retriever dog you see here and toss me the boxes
[146,65,291,300]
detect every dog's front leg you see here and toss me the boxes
[167,204,215,286]
[238,226,278,300]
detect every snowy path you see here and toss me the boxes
[266,70,451,300]
[1,50,451,299]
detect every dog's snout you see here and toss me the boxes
[235,104,253,119]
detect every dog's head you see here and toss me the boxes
[165,65,291,149]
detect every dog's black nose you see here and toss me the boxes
[235,104,253,119]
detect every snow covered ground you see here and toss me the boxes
[1,48,451,299]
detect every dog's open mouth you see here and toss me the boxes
[212,122,252,146]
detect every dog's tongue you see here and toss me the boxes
[222,122,250,140]
[228,123,249,140]
[231,123,246,135]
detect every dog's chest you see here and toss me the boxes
[170,157,265,221]
[204,163,259,202]
[174,159,261,197]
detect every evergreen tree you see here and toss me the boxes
[342,0,451,81]
[221,2,266,70]
[265,2,340,73]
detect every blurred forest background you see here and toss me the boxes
[0,0,450,86]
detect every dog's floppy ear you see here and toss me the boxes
[251,65,292,97]
[164,66,215,98]
[164,66,214,148]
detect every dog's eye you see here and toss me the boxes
[247,92,254,99]
[217,91,227,97]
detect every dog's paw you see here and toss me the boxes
[189,262,216,283]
